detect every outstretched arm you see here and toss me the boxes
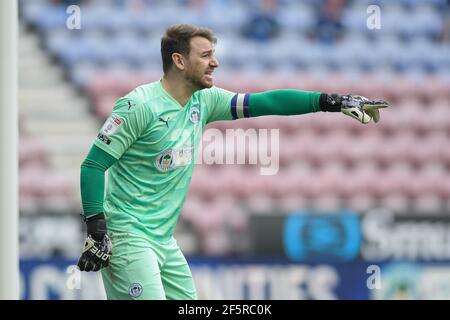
[243,90,321,117]
[231,90,390,123]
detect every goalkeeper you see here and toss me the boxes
[78,24,389,299]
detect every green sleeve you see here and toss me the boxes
[201,88,321,123]
[248,90,321,117]
[94,95,153,159]
[200,87,236,124]
[80,145,118,217]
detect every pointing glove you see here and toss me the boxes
[320,93,390,124]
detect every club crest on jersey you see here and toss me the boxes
[155,149,175,172]
[189,106,200,124]
[101,115,123,136]
[128,283,143,298]
[155,146,193,172]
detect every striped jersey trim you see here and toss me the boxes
[231,93,250,119]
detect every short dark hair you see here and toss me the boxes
[161,24,217,74]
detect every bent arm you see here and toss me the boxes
[80,145,118,218]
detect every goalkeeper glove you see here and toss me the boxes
[320,93,390,124]
[77,213,112,272]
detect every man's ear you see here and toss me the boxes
[172,53,186,71]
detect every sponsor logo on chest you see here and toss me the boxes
[155,146,193,172]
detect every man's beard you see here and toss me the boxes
[185,69,211,91]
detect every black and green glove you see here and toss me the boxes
[77,213,112,272]
[320,93,390,124]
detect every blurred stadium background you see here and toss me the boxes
[18,0,450,299]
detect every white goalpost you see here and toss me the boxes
[0,0,19,300]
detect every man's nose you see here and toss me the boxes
[210,57,219,68]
